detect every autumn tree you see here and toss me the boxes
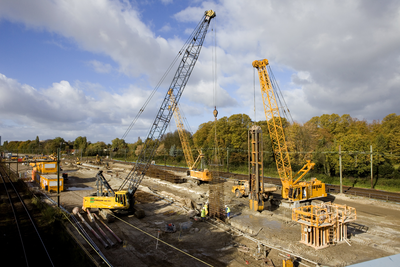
[74,136,88,150]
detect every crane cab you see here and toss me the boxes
[83,190,130,211]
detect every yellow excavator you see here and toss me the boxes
[82,10,216,213]
[253,59,326,202]
[169,91,211,185]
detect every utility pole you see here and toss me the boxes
[339,145,342,194]
[57,148,60,207]
[370,145,373,189]
[226,148,229,173]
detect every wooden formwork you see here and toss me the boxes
[292,202,356,249]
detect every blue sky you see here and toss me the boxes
[1,0,400,145]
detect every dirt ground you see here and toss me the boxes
[32,160,400,266]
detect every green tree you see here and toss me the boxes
[381,114,400,159]
[193,121,213,149]
[228,114,252,149]
[87,141,107,155]
[111,138,127,150]
[74,136,88,150]
[161,131,182,150]
[3,141,8,150]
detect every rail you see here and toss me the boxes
[0,161,54,266]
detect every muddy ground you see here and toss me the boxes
[27,160,400,266]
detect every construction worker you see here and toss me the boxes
[201,207,206,221]
[225,205,231,219]
[204,202,209,216]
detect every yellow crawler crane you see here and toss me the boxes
[252,59,326,201]
[169,90,211,185]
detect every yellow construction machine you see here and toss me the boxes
[95,154,101,165]
[253,59,326,202]
[232,179,276,198]
[82,10,216,214]
[169,91,211,185]
[49,152,57,161]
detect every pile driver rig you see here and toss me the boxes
[83,10,216,213]
[252,59,326,202]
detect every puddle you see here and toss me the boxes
[234,214,281,230]
[66,186,93,191]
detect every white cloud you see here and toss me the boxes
[88,60,113,73]
[1,0,400,143]
[159,23,171,32]
[176,0,400,123]
[0,0,175,81]
[0,73,162,143]
[161,0,173,5]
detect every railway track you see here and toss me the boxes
[0,161,54,267]
[110,160,400,203]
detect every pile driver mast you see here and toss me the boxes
[252,59,326,202]
[83,10,216,212]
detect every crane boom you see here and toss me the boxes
[83,10,215,213]
[170,93,196,170]
[252,59,292,183]
[119,10,216,196]
[170,93,210,183]
[253,59,326,201]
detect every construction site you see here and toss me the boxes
[2,9,400,267]
[1,154,400,267]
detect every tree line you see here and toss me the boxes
[2,113,400,179]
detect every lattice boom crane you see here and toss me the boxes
[83,10,216,213]
[252,59,326,202]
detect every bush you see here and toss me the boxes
[392,169,400,180]
[374,162,394,178]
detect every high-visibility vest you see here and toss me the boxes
[201,208,206,217]
[226,206,230,213]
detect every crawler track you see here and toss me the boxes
[0,161,54,267]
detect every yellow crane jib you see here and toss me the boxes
[253,59,326,201]
[169,92,211,184]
